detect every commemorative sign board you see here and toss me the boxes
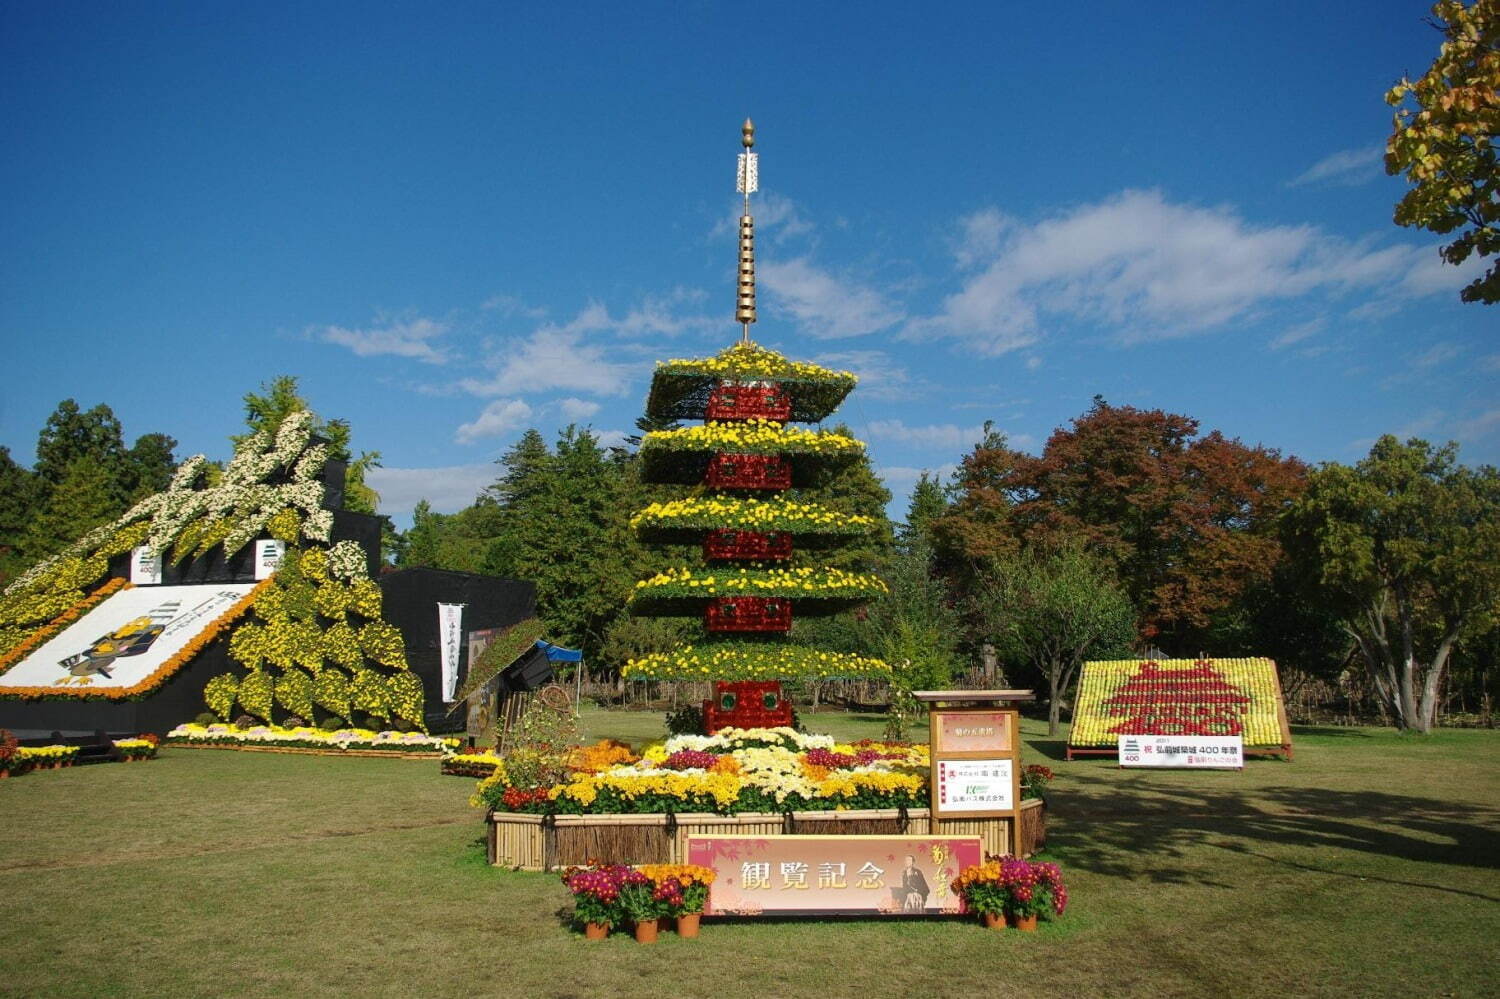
[687,834,983,916]
[1118,734,1244,769]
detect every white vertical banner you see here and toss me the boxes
[438,603,465,703]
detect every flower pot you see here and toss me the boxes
[633,919,659,944]
[676,913,701,938]
[583,922,609,941]
[982,912,1004,930]
[1015,914,1038,932]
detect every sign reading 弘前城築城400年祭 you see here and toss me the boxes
[1118,734,1245,769]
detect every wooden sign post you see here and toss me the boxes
[915,690,1034,857]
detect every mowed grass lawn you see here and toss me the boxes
[2,713,1497,999]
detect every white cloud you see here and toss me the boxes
[954,208,1010,268]
[593,429,632,450]
[812,350,920,402]
[1396,410,1445,439]
[459,308,638,398]
[878,464,960,494]
[907,189,1474,355]
[1286,146,1384,188]
[714,192,814,243]
[455,398,533,444]
[760,257,903,338]
[366,463,495,515]
[556,397,601,420]
[318,315,449,364]
[756,192,814,243]
[1456,409,1500,441]
[866,419,986,451]
[1413,342,1463,369]
[1270,318,1326,351]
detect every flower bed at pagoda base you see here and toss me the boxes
[487,801,1046,872]
[475,727,1047,871]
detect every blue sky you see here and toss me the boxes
[2,2,1494,525]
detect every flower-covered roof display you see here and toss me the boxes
[0,411,424,728]
[0,410,334,658]
[645,342,857,423]
[1068,657,1291,749]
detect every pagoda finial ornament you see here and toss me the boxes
[735,118,759,341]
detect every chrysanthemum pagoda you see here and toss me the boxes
[623,120,890,732]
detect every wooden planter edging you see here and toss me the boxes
[166,743,442,760]
[487,797,1047,871]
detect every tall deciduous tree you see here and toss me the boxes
[972,540,1137,735]
[1284,436,1500,732]
[938,400,1306,643]
[1385,0,1500,304]
[22,458,122,560]
[122,432,178,500]
[34,400,127,500]
[500,426,640,661]
[0,446,38,584]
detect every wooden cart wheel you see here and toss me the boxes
[538,684,572,713]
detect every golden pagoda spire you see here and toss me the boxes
[735,118,758,342]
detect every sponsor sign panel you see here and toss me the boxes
[936,758,1014,813]
[254,540,286,580]
[687,835,982,916]
[1118,734,1244,769]
[130,546,163,585]
[0,583,256,691]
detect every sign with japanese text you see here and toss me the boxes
[686,835,982,916]
[1118,734,1244,769]
[935,758,1014,813]
[928,704,1022,835]
[933,710,1014,755]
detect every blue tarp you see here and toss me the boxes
[534,639,582,663]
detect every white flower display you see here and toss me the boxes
[2,407,340,597]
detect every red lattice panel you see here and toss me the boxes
[703,529,793,562]
[705,452,792,490]
[703,680,794,733]
[705,595,792,633]
[707,384,792,422]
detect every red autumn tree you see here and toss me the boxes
[936,399,1307,641]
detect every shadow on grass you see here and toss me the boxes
[1024,737,1072,763]
[1053,774,1500,898]
[1290,726,1374,739]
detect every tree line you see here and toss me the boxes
[2,380,1494,735]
